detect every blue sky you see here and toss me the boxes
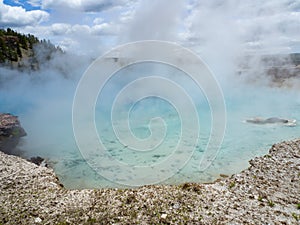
[0,0,300,56]
[4,0,42,10]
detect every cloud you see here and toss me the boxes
[182,0,300,54]
[50,23,72,35]
[91,22,120,36]
[47,22,119,37]
[18,22,119,56]
[3,0,299,56]
[41,0,135,12]
[0,0,49,27]
[27,0,42,7]
[93,17,104,25]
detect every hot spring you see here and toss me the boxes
[1,55,300,189]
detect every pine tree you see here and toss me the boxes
[17,45,22,58]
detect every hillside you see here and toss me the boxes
[0,28,63,71]
[237,53,300,87]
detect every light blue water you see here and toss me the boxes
[1,63,300,189]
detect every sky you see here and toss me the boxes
[0,0,300,57]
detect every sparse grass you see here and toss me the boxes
[56,222,70,225]
[180,183,191,190]
[292,213,299,221]
[229,182,235,189]
[258,196,263,202]
[297,203,300,209]
[180,183,202,193]
[268,200,275,207]
[85,217,97,224]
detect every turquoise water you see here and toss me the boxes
[1,63,300,189]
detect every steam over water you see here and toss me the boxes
[1,58,300,189]
[1,0,299,188]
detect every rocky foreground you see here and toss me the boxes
[0,139,299,224]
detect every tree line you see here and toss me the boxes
[0,28,63,66]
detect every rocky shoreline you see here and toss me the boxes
[0,137,299,224]
[0,113,26,155]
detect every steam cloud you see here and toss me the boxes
[0,0,299,187]
[0,0,299,153]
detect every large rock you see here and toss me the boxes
[0,113,26,154]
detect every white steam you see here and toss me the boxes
[122,0,184,42]
[0,0,299,188]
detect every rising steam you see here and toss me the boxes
[0,0,299,188]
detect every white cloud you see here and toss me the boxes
[27,0,42,7]
[93,17,104,25]
[41,0,135,12]
[119,9,135,23]
[0,0,49,27]
[48,23,118,36]
[51,23,72,35]
[3,0,299,56]
[17,22,119,56]
[182,0,300,54]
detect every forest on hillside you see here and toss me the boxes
[0,28,63,70]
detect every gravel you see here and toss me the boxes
[0,139,299,224]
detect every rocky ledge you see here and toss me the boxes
[0,113,26,154]
[0,139,299,224]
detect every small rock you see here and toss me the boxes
[220,174,229,178]
[161,213,167,219]
[29,156,45,166]
[34,217,42,223]
[173,203,180,209]
[49,182,58,187]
